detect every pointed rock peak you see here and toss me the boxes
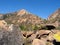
[17,9,29,15]
[20,9,27,12]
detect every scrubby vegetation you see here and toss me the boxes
[19,24,45,31]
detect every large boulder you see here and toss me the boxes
[32,39,46,45]
[0,24,24,45]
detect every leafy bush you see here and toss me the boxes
[33,25,39,30]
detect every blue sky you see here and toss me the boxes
[0,0,60,19]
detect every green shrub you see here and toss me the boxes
[32,24,44,30]
[19,25,26,30]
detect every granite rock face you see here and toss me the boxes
[0,24,24,45]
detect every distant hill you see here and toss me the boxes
[2,9,45,30]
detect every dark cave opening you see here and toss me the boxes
[42,25,56,30]
[45,25,55,30]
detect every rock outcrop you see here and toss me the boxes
[17,9,29,16]
[0,20,7,28]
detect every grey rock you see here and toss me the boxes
[0,24,24,45]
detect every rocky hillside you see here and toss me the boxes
[1,9,45,30]
[0,8,60,30]
[4,9,44,24]
[48,8,60,23]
